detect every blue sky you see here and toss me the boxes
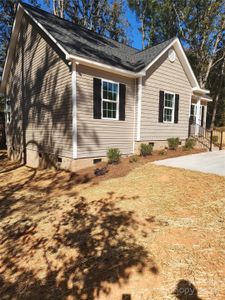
[23,0,143,49]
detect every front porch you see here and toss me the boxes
[189,91,213,150]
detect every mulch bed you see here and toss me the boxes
[72,147,206,184]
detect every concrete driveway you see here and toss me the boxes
[154,150,225,176]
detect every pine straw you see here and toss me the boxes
[0,152,225,299]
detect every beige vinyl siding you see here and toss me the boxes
[76,65,135,158]
[141,47,192,141]
[6,16,72,158]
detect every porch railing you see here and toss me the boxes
[189,120,213,151]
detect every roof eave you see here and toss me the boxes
[192,87,210,94]
[68,54,145,78]
[0,3,24,93]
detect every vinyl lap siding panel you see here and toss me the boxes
[6,17,72,158]
[76,65,135,158]
[141,48,192,141]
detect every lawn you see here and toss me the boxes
[0,150,225,300]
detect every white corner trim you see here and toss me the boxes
[69,55,145,78]
[132,78,137,153]
[72,62,77,159]
[137,77,142,141]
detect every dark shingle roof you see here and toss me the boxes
[21,2,176,73]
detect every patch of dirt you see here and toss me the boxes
[0,148,225,300]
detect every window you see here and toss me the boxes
[102,80,119,119]
[163,92,175,123]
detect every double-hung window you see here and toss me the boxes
[163,92,175,123]
[102,80,119,120]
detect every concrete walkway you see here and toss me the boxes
[154,150,225,176]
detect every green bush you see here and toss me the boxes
[184,137,196,150]
[212,135,218,144]
[140,143,153,156]
[167,137,180,150]
[159,149,166,155]
[129,155,139,163]
[107,148,121,164]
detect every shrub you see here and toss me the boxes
[184,137,196,150]
[167,137,180,150]
[107,148,121,164]
[212,135,218,144]
[129,155,139,163]
[140,143,153,156]
[159,149,166,155]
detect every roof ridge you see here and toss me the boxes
[20,1,139,52]
[135,37,177,55]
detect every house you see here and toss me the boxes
[0,2,212,171]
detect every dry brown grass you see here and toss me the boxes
[0,150,225,300]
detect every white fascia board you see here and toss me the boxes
[142,39,178,73]
[173,39,200,89]
[68,55,145,78]
[143,38,200,90]
[192,87,210,94]
[23,5,70,59]
[200,97,212,102]
[72,62,77,159]
[0,3,71,93]
[0,4,23,93]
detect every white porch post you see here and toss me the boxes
[137,77,142,141]
[72,61,77,159]
[195,97,201,135]
[203,105,207,128]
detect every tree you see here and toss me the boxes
[62,0,129,42]
[44,0,66,18]
[129,0,225,128]
[65,0,109,34]
[128,0,152,49]
[106,0,130,43]
[173,0,225,129]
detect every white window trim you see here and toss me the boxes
[101,79,119,121]
[163,91,175,123]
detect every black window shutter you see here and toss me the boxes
[119,83,126,121]
[93,78,101,119]
[201,106,205,127]
[174,94,179,123]
[159,91,164,123]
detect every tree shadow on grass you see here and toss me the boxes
[0,192,158,300]
[0,168,37,220]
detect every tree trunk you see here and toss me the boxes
[141,17,145,50]
[210,93,220,130]
[210,60,225,130]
